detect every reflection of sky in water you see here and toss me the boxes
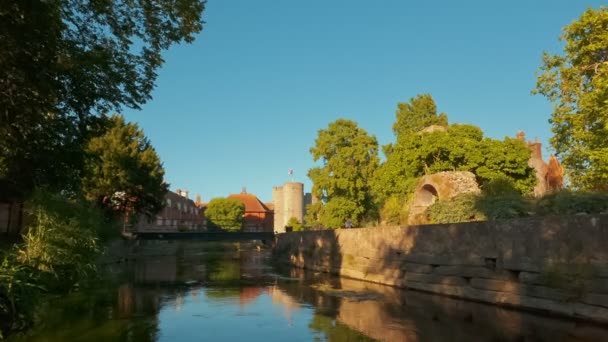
[156,287,316,342]
[10,242,608,342]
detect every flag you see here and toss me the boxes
[288,169,293,175]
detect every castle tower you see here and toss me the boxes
[272,182,304,233]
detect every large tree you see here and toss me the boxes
[307,119,380,227]
[204,198,245,231]
[373,95,536,223]
[82,115,168,219]
[534,7,608,191]
[0,0,205,194]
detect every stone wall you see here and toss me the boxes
[273,214,608,324]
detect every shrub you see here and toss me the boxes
[536,191,608,215]
[476,194,530,220]
[286,217,303,231]
[426,193,485,224]
[19,192,102,289]
[0,191,104,337]
[380,196,405,225]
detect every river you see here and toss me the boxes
[7,241,608,341]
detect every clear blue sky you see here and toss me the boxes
[123,0,604,203]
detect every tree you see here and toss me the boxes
[286,217,303,231]
[308,119,380,227]
[204,198,245,231]
[373,96,536,219]
[392,94,448,141]
[534,7,608,191]
[81,115,168,219]
[0,0,205,194]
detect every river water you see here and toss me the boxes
[7,241,608,341]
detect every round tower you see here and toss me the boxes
[272,186,284,232]
[282,182,304,228]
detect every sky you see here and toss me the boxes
[123,0,605,203]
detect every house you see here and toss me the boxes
[134,189,205,232]
[227,188,273,232]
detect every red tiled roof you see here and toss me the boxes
[228,193,271,213]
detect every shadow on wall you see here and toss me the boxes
[274,214,608,325]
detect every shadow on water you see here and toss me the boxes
[7,240,608,341]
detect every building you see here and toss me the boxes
[516,131,564,196]
[272,182,313,233]
[227,188,273,232]
[134,189,205,232]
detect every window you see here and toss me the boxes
[177,202,181,211]
[166,199,172,207]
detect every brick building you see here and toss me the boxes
[227,189,273,232]
[134,189,205,232]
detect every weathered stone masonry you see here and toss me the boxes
[273,215,608,324]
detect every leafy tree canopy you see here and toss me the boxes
[0,0,205,194]
[374,95,536,203]
[205,198,245,231]
[308,119,380,226]
[393,93,448,140]
[82,115,168,219]
[534,7,608,191]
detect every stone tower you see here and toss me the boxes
[272,182,308,233]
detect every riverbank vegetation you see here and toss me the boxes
[305,7,608,229]
[0,1,206,338]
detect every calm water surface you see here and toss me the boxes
[8,241,608,342]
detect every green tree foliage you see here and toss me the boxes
[374,95,536,204]
[426,193,484,224]
[0,0,205,194]
[392,93,448,139]
[286,217,304,231]
[205,198,245,231]
[81,115,168,220]
[1,191,104,336]
[534,7,608,191]
[308,119,380,227]
[536,191,608,215]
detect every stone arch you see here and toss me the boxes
[408,171,480,224]
[416,184,439,207]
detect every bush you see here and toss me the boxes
[380,195,406,225]
[536,191,608,215]
[20,192,102,288]
[0,191,104,337]
[426,193,485,224]
[476,194,531,220]
[286,217,303,232]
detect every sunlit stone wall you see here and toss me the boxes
[273,214,608,324]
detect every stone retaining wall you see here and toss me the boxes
[273,214,608,324]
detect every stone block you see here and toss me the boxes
[403,262,434,273]
[405,272,468,286]
[519,272,543,285]
[433,265,514,280]
[470,278,519,293]
[581,293,608,309]
[573,303,608,324]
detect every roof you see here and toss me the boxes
[228,192,271,213]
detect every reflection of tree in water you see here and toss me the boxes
[14,282,161,342]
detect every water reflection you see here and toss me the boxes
[8,241,608,342]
